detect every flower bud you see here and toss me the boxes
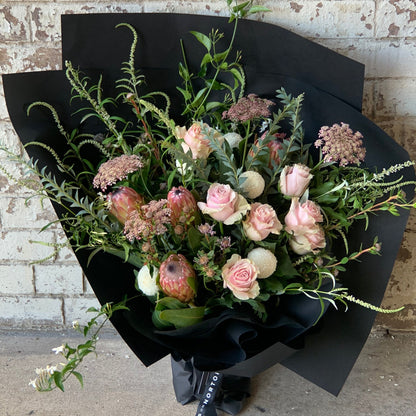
[167,186,198,227]
[107,186,144,224]
[159,254,196,303]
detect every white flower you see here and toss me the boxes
[137,265,159,296]
[240,171,265,199]
[52,345,65,355]
[247,247,277,278]
[224,132,243,149]
[176,159,192,175]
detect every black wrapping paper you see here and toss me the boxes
[2,13,414,397]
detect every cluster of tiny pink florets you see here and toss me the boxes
[314,122,366,166]
[92,155,144,191]
[222,94,274,122]
[124,199,171,242]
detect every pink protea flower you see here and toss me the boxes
[167,186,198,227]
[159,254,196,303]
[93,154,144,192]
[314,122,366,166]
[107,187,144,224]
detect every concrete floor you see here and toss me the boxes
[0,329,415,416]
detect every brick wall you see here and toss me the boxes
[0,0,415,330]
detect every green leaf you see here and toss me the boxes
[155,297,187,311]
[263,277,284,294]
[248,6,271,14]
[159,306,205,328]
[275,247,299,278]
[72,371,84,388]
[152,309,173,329]
[190,31,212,51]
[53,371,64,392]
[187,226,202,252]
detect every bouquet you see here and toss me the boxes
[2,1,415,413]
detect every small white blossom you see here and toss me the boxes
[137,265,159,296]
[52,345,65,355]
[176,159,192,175]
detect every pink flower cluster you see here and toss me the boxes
[314,122,366,166]
[222,94,275,123]
[93,154,144,191]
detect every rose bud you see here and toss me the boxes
[243,203,282,241]
[240,171,265,199]
[107,186,144,224]
[167,186,198,227]
[279,164,313,197]
[159,254,196,303]
[182,122,224,160]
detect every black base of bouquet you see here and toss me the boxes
[171,354,251,416]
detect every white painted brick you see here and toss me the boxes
[374,78,416,118]
[0,196,57,230]
[0,264,33,294]
[258,1,375,39]
[315,38,416,79]
[64,295,101,327]
[0,42,61,73]
[376,0,416,38]
[0,230,56,263]
[0,296,63,326]
[54,229,77,261]
[0,121,22,154]
[0,4,30,42]
[84,275,95,295]
[34,264,83,295]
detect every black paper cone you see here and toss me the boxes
[2,13,414,397]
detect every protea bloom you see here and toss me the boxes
[159,254,196,303]
[107,186,144,224]
[167,186,198,228]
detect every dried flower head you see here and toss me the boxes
[314,122,366,166]
[222,94,274,123]
[124,199,171,241]
[93,155,144,191]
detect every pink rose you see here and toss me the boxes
[279,164,313,197]
[243,203,283,241]
[197,183,250,225]
[285,198,326,254]
[222,254,260,300]
[284,198,323,233]
[289,225,326,255]
[182,122,223,159]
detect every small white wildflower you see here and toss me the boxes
[72,320,79,329]
[247,247,278,278]
[240,171,265,199]
[137,265,159,296]
[52,345,65,355]
[176,159,192,175]
[260,119,271,133]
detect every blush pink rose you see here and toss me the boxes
[289,225,326,255]
[279,164,313,197]
[222,254,260,300]
[243,203,283,241]
[182,122,223,159]
[197,183,250,225]
[285,198,326,254]
[284,198,323,233]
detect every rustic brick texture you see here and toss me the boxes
[0,0,415,330]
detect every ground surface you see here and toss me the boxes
[0,329,415,416]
